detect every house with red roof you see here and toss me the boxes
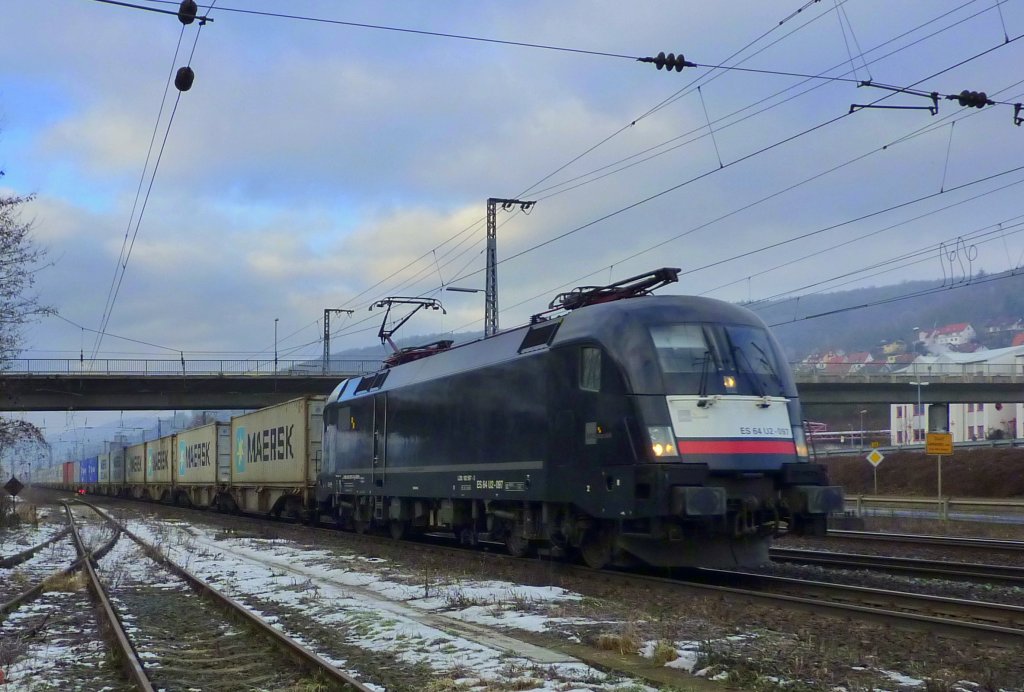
[919,322,976,350]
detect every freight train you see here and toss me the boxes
[36,396,326,517]
[37,268,842,569]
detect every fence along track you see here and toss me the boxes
[75,499,372,692]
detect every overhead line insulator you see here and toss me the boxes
[950,90,991,109]
[174,66,195,92]
[638,51,696,73]
[177,0,198,25]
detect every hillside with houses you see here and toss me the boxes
[752,272,1024,445]
[794,316,1024,375]
[755,269,1024,360]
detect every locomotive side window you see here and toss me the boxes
[579,347,601,391]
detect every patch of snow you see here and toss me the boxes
[880,670,925,687]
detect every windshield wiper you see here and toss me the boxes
[749,341,785,393]
[695,349,712,405]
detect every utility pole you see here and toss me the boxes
[322,308,354,374]
[485,197,535,337]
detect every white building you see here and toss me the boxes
[889,345,1024,445]
[891,401,1022,445]
[919,322,976,349]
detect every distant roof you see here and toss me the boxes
[932,322,972,335]
[916,343,1024,364]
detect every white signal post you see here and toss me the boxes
[908,380,929,444]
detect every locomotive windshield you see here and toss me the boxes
[649,323,796,397]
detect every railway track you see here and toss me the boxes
[769,547,1024,585]
[41,492,1024,647]
[201,506,1024,643]
[827,529,1024,554]
[71,499,371,692]
[1,504,129,689]
[687,568,1024,640]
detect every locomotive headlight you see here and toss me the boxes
[723,375,736,390]
[647,426,678,459]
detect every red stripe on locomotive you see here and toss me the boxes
[676,439,797,455]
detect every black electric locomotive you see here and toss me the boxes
[317,269,842,568]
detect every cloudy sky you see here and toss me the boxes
[3,1,1024,441]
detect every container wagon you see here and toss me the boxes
[126,443,146,499]
[223,396,325,515]
[145,435,175,502]
[175,422,230,507]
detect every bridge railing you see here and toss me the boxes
[1,358,384,376]
[791,360,1024,380]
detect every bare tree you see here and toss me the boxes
[0,417,46,525]
[0,171,50,368]
[0,166,51,505]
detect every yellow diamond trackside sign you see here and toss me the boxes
[866,449,884,467]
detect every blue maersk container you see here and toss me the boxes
[79,456,99,484]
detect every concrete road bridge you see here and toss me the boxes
[0,358,1022,411]
[0,359,381,411]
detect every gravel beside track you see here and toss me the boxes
[757,557,1024,607]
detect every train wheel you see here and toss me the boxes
[505,528,530,558]
[389,519,406,540]
[352,519,370,534]
[579,527,613,569]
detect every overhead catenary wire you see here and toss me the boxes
[766,267,1024,328]
[526,0,1001,203]
[308,0,844,323]
[744,214,1024,309]
[72,1,1024,356]
[698,172,1024,299]
[436,31,1024,302]
[126,0,1018,116]
[90,4,214,360]
[91,22,189,361]
[108,0,987,352]
[443,76,1024,334]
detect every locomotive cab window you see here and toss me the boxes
[579,347,602,391]
[650,323,795,398]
